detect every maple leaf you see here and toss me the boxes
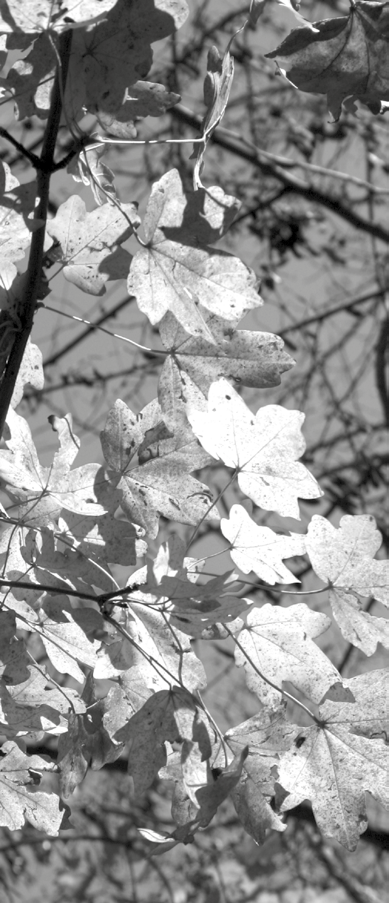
[0,164,43,262]
[0,610,85,735]
[127,169,261,342]
[57,700,123,797]
[183,747,249,829]
[95,592,207,691]
[221,504,306,584]
[0,740,64,834]
[0,0,118,33]
[160,740,249,842]
[158,310,294,423]
[0,408,110,527]
[157,571,250,639]
[94,540,207,687]
[31,524,118,594]
[58,0,187,119]
[46,196,140,296]
[103,687,210,796]
[58,510,146,568]
[95,80,181,136]
[225,704,301,843]
[76,0,188,115]
[306,514,389,655]
[32,595,103,683]
[126,535,248,638]
[187,378,322,519]
[100,397,217,538]
[11,338,44,408]
[231,772,286,845]
[266,0,389,119]
[235,603,343,707]
[5,1,188,120]
[226,704,293,844]
[277,670,389,849]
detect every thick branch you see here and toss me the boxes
[0,31,73,440]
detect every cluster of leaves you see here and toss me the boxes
[0,0,388,860]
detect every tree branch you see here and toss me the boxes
[0,30,73,440]
[170,104,389,244]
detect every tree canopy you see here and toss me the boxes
[0,0,388,899]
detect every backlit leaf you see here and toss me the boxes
[100,397,217,538]
[46,195,140,296]
[221,504,306,584]
[0,408,109,526]
[277,670,389,849]
[158,310,294,422]
[0,0,118,33]
[306,514,389,654]
[0,741,64,833]
[128,170,261,342]
[235,603,342,707]
[187,379,322,519]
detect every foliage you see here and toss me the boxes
[0,0,388,891]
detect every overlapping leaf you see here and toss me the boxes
[0,740,64,833]
[94,538,207,690]
[187,379,322,519]
[230,769,286,846]
[32,595,103,683]
[157,743,249,843]
[227,702,293,844]
[0,0,117,33]
[158,309,294,424]
[0,610,85,734]
[266,1,389,119]
[0,408,110,526]
[0,164,42,262]
[121,535,248,639]
[103,687,212,796]
[277,670,389,849]
[46,196,140,295]
[226,702,299,760]
[100,397,217,538]
[57,701,124,797]
[95,80,181,136]
[226,702,298,844]
[156,571,250,639]
[58,510,146,568]
[221,504,306,584]
[128,169,261,342]
[306,514,389,654]
[235,603,342,707]
[75,0,188,114]
[5,0,188,119]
